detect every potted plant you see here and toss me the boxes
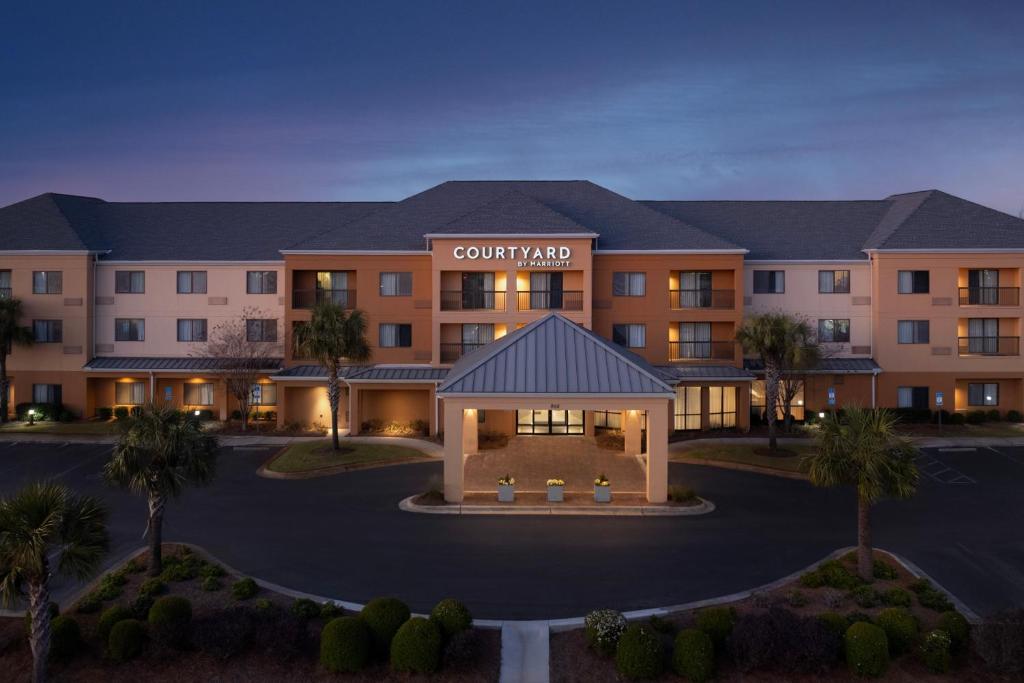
[594,473,611,503]
[497,474,515,502]
[546,478,565,502]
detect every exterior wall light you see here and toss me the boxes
[194,409,201,417]
[818,411,826,419]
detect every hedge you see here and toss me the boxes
[845,622,889,677]
[320,616,371,673]
[694,605,735,647]
[615,623,664,680]
[672,628,714,682]
[936,611,970,655]
[108,619,146,662]
[390,617,442,674]
[875,607,918,655]
[97,605,134,644]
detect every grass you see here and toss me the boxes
[672,443,816,474]
[894,421,1024,438]
[0,419,119,435]
[267,439,428,473]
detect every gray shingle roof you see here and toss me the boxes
[744,357,881,374]
[656,365,754,381]
[84,357,283,371]
[438,313,674,396]
[864,190,1024,250]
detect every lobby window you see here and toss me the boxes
[612,324,646,348]
[184,382,215,406]
[250,383,277,406]
[818,270,850,294]
[897,386,929,410]
[177,319,208,342]
[968,383,999,407]
[247,270,277,294]
[592,410,622,430]
[674,386,701,431]
[379,272,412,297]
[246,319,277,342]
[0,270,10,298]
[32,320,62,343]
[32,271,62,294]
[115,318,145,342]
[677,322,712,358]
[898,270,929,294]
[897,320,929,344]
[115,381,146,405]
[379,323,412,348]
[752,270,784,294]
[177,271,207,294]
[818,319,850,343]
[32,384,61,404]
[708,386,737,428]
[751,379,804,422]
[115,270,145,293]
[612,272,646,297]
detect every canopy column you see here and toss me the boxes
[443,400,477,503]
[645,401,669,503]
[624,409,643,455]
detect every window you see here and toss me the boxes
[176,271,207,294]
[177,319,207,342]
[898,270,929,294]
[32,320,62,343]
[612,324,645,348]
[750,379,805,422]
[897,386,929,410]
[114,318,145,341]
[0,270,11,297]
[32,271,62,294]
[115,381,146,405]
[967,269,999,305]
[677,322,712,358]
[612,272,646,296]
[183,382,215,406]
[246,319,277,342]
[115,271,145,293]
[897,320,929,344]
[592,410,622,430]
[818,319,850,343]
[246,270,277,294]
[818,270,851,294]
[379,323,412,348]
[966,318,999,354]
[674,386,701,431]
[379,272,412,296]
[32,384,61,404]
[250,383,277,406]
[968,383,999,406]
[752,270,784,293]
[677,271,712,308]
[708,386,737,428]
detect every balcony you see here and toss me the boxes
[958,287,1020,306]
[292,288,356,309]
[671,288,735,310]
[0,287,10,299]
[669,340,736,362]
[517,290,584,311]
[957,336,1020,356]
[440,342,486,363]
[439,290,506,311]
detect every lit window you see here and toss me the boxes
[968,383,999,407]
[183,383,215,406]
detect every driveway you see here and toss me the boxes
[0,440,1021,620]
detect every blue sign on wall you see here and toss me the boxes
[935,391,944,407]
[164,386,172,402]
[827,387,836,406]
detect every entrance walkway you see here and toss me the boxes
[464,436,645,493]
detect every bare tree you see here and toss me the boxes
[192,307,282,431]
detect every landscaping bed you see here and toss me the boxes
[0,419,119,435]
[266,440,431,473]
[671,443,815,475]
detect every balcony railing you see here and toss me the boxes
[440,342,486,363]
[958,287,1020,306]
[517,290,584,311]
[0,287,10,299]
[670,289,735,309]
[292,288,356,309]
[669,340,736,361]
[957,336,1020,356]
[439,290,506,311]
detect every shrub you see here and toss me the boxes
[49,616,81,662]
[98,605,134,644]
[390,617,442,674]
[732,607,841,674]
[966,410,987,425]
[1006,409,1023,423]
[881,587,912,607]
[948,412,967,425]
[360,597,411,658]
[15,401,63,421]
[908,577,931,594]
[917,587,955,613]
[819,612,850,637]
[95,573,126,601]
[850,585,881,608]
[920,629,952,673]
[291,598,321,619]
[320,601,344,620]
[937,610,970,655]
[443,629,480,668]
[872,559,898,580]
[107,619,146,662]
[647,615,674,634]
[201,576,222,591]
[97,406,113,420]
[802,560,863,590]
[320,616,372,673]
[148,596,192,647]
[430,598,472,639]
[787,589,809,608]
[667,484,699,504]
[199,562,226,579]
[973,608,1024,673]
[254,598,274,612]
[695,605,736,647]
[75,592,102,614]
[113,406,130,420]
[230,409,243,420]
[160,562,196,582]
[876,607,918,655]
[844,622,889,678]
[672,628,714,683]
[615,623,664,680]
[987,409,1002,422]
[584,609,628,656]
[138,578,166,598]
[232,577,258,600]
[129,594,155,620]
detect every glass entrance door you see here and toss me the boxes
[516,409,584,435]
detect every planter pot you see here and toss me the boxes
[594,485,611,503]
[547,485,564,503]
[497,484,515,503]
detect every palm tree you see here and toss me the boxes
[805,406,919,580]
[0,298,34,422]
[0,482,109,683]
[105,405,218,576]
[735,313,818,450]
[292,302,371,450]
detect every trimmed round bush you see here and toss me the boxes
[615,623,664,680]
[937,611,970,655]
[320,616,371,673]
[49,615,81,662]
[695,605,736,647]
[430,598,472,639]
[672,628,714,683]
[845,622,889,677]
[584,609,627,657]
[231,577,258,600]
[390,617,442,674]
[361,597,411,657]
[876,607,918,655]
[147,596,192,647]
[98,605,134,644]
[108,619,146,662]
[919,629,952,673]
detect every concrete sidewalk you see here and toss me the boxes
[670,435,1024,450]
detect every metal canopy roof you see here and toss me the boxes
[84,356,283,372]
[743,357,881,374]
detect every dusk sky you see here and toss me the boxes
[3,1,1023,213]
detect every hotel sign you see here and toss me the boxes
[452,245,572,268]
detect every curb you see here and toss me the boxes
[398,495,716,517]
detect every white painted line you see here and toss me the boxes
[938,447,977,452]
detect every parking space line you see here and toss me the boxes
[916,452,976,485]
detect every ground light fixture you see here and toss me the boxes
[818,412,826,419]
[194,410,201,417]
[27,408,36,425]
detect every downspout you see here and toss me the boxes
[343,376,352,435]
[149,370,155,402]
[871,369,879,408]
[434,384,440,437]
